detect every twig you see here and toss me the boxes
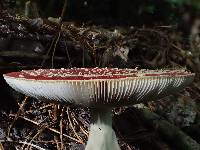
[21,117,49,149]
[51,31,61,68]
[60,107,65,150]
[60,0,68,23]
[66,107,84,144]
[7,96,28,136]
[51,0,68,68]
[41,36,57,67]
[25,104,54,113]
[71,111,89,137]
[9,114,83,144]
[73,117,89,138]
[0,142,4,150]
[54,136,60,150]
[0,139,46,150]
[63,37,72,67]
[82,48,85,67]
[171,43,187,56]
[51,104,59,122]
[26,123,49,150]
[32,140,68,144]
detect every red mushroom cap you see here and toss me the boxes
[3,68,195,107]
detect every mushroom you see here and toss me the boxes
[3,67,195,150]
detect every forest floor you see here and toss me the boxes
[0,11,200,150]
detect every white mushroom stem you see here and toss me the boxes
[85,107,121,150]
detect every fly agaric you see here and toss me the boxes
[3,67,194,150]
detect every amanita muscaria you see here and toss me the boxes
[3,67,195,150]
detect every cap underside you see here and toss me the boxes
[3,68,194,107]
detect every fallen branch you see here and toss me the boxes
[0,51,66,61]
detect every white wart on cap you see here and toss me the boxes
[3,68,195,107]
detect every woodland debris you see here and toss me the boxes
[0,50,66,60]
[131,108,200,150]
